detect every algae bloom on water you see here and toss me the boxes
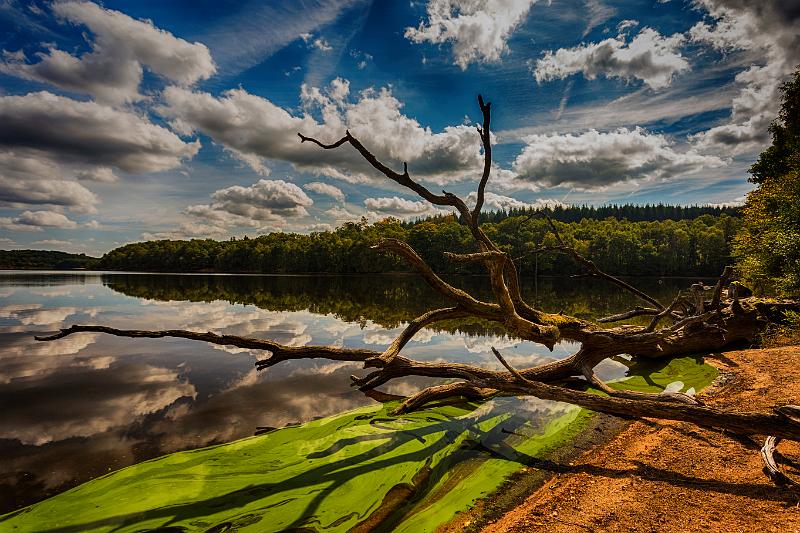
[0,357,716,533]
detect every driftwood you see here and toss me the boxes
[38,96,800,485]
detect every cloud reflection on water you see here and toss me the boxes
[0,272,678,512]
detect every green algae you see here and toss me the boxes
[0,356,717,533]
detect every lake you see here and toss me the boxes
[0,271,703,514]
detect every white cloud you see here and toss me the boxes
[465,191,566,211]
[300,32,333,52]
[350,49,373,70]
[0,91,200,174]
[29,239,88,253]
[0,156,98,213]
[325,205,363,224]
[312,37,333,52]
[511,127,723,190]
[688,0,800,155]
[159,80,483,185]
[582,0,618,38]
[75,167,119,183]
[534,27,689,89]
[363,196,452,220]
[0,210,78,232]
[304,181,345,203]
[185,179,313,230]
[1,1,216,105]
[142,221,229,241]
[0,91,199,216]
[405,0,539,69]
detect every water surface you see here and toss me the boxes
[0,271,699,512]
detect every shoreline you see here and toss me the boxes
[439,411,630,532]
[0,268,717,280]
[461,346,800,532]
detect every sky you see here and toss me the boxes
[0,0,798,256]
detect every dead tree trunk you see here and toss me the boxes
[38,96,800,484]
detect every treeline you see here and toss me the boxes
[0,250,98,270]
[98,214,741,277]
[474,203,740,224]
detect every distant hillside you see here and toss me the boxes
[0,250,99,270]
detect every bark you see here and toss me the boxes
[38,95,800,485]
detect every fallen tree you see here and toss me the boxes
[38,96,800,485]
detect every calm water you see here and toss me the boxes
[0,271,697,512]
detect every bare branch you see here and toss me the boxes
[372,239,499,315]
[392,382,497,415]
[36,325,379,368]
[760,437,797,486]
[372,306,469,366]
[471,94,492,220]
[644,293,686,332]
[545,217,665,310]
[488,347,800,441]
[443,250,506,263]
[297,132,349,149]
[297,130,470,217]
[597,307,662,323]
[711,265,734,309]
[580,362,700,406]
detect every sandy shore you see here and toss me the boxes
[446,346,800,532]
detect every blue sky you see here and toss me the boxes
[0,0,797,255]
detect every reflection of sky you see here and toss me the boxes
[0,272,629,512]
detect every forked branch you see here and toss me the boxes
[35,94,800,487]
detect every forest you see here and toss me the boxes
[97,204,740,277]
[0,250,98,270]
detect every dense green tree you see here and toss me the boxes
[0,250,97,269]
[97,212,740,278]
[735,67,800,294]
[749,68,800,184]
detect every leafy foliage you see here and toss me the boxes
[749,68,800,184]
[0,250,98,270]
[735,66,800,294]
[98,213,741,277]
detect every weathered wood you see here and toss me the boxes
[36,94,800,486]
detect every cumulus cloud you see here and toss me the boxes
[0,92,200,174]
[465,191,567,211]
[0,92,199,216]
[0,160,98,214]
[1,1,215,105]
[0,210,78,232]
[511,127,723,190]
[304,181,345,203]
[688,0,800,154]
[141,221,229,241]
[405,0,538,69]
[363,196,452,220]
[534,27,689,89]
[75,167,118,183]
[185,179,313,229]
[159,80,483,184]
